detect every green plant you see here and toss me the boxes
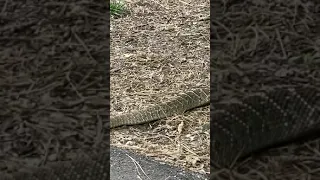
[110,0,126,17]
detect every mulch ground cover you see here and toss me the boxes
[0,0,109,177]
[211,0,320,179]
[110,0,210,175]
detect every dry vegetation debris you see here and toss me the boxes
[211,0,320,179]
[110,0,210,175]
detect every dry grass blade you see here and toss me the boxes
[110,0,210,175]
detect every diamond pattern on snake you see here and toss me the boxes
[110,88,210,128]
[211,86,320,167]
[111,86,320,167]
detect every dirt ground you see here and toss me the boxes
[211,0,320,180]
[110,0,210,175]
[1,0,319,179]
[0,0,109,177]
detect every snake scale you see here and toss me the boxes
[111,86,320,167]
[212,86,320,166]
[3,86,320,179]
[110,88,210,128]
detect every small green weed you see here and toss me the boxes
[110,1,126,17]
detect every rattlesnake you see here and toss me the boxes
[212,85,320,167]
[111,86,320,167]
[3,86,320,179]
[110,88,210,128]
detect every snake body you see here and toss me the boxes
[111,86,320,167]
[3,86,320,178]
[110,88,210,128]
[212,86,320,166]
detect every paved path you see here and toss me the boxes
[110,147,209,180]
